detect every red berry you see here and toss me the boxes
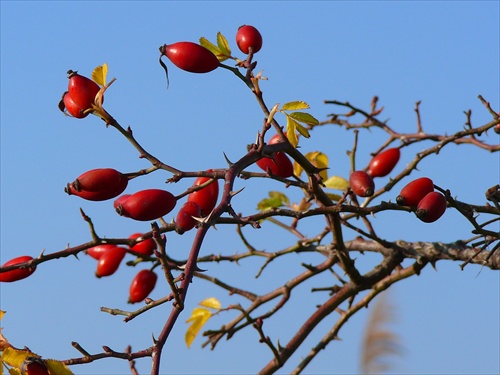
[128,233,156,257]
[71,168,127,192]
[20,357,49,375]
[65,175,128,201]
[349,171,375,197]
[0,255,36,283]
[115,189,177,221]
[60,91,88,118]
[256,133,294,178]
[95,246,127,277]
[128,269,158,303]
[416,191,447,223]
[236,25,263,54]
[494,124,500,134]
[187,173,219,217]
[176,201,202,233]
[86,244,117,260]
[396,177,434,207]
[367,148,401,177]
[67,70,101,110]
[160,42,219,73]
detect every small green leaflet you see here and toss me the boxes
[288,112,319,126]
[324,176,350,191]
[281,101,310,111]
[216,32,231,57]
[257,191,290,211]
[199,34,230,62]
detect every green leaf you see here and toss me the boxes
[216,32,231,57]
[185,307,212,348]
[295,122,311,139]
[285,116,299,148]
[324,175,350,191]
[198,297,221,310]
[257,191,290,211]
[281,101,310,111]
[288,111,319,126]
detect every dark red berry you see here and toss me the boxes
[86,244,117,260]
[67,70,101,110]
[0,255,36,283]
[187,173,219,217]
[256,133,293,178]
[236,25,263,54]
[349,171,375,197]
[20,357,49,375]
[416,191,447,223]
[176,201,202,233]
[60,91,88,118]
[367,148,401,177]
[159,42,219,73]
[115,189,177,221]
[128,269,158,303]
[396,177,434,207]
[95,246,127,277]
[128,233,156,257]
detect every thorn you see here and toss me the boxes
[223,152,234,166]
[230,187,245,197]
[152,333,158,344]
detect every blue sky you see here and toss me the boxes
[1,1,499,374]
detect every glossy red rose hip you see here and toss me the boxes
[60,92,88,118]
[256,134,294,178]
[128,233,156,257]
[116,189,177,221]
[187,173,219,217]
[236,25,263,54]
[176,201,202,233]
[0,255,36,282]
[67,70,101,110]
[160,42,219,73]
[86,244,118,260]
[396,177,434,207]
[367,148,401,177]
[95,246,127,278]
[128,269,158,303]
[349,171,375,197]
[416,191,447,223]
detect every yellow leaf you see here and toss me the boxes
[45,359,74,375]
[198,297,221,310]
[91,63,108,86]
[288,111,319,126]
[324,175,350,191]
[285,117,299,148]
[305,152,328,181]
[293,160,303,178]
[1,347,38,368]
[0,311,5,320]
[325,192,343,202]
[199,36,229,62]
[281,101,310,111]
[8,368,21,375]
[216,32,231,57]
[185,307,212,348]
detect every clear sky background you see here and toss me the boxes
[1,1,499,375]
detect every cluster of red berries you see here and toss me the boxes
[348,147,446,223]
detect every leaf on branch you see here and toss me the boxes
[185,307,212,348]
[91,63,108,86]
[0,311,4,320]
[287,111,319,126]
[45,359,74,375]
[257,191,290,211]
[216,32,231,58]
[285,116,300,148]
[199,297,222,310]
[281,101,310,111]
[325,192,343,202]
[1,347,38,368]
[324,175,349,191]
[200,36,230,62]
[304,151,328,181]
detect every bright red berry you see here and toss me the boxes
[59,91,88,118]
[187,173,219,217]
[71,168,127,192]
[367,148,401,177]
[494,124,500,134]
[396,177,434,207]
[0,255,36,283]
[128,233,156,257]
[159,42,219,73]
[236,25,263,54]
[128,269,158,303]
[67,70,101,110]
[115,189,177,221]
[416,191,447,223]
[349,171,375,197]
[86,244,117,260]
[176,201,202,233]
[95,246,127,278]
[256,134,293,178]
